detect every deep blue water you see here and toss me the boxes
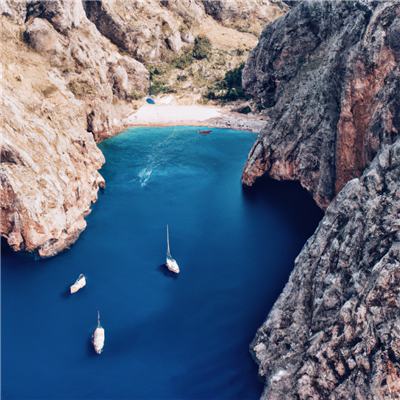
[2,126,323,400]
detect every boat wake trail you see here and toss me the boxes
[137,131,178,187]
[138,168,153,187]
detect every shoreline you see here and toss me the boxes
[120,104,268,135]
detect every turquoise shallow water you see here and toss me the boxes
[1,126,323,400]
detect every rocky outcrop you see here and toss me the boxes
[243,1,400,398]
[0,0,148,257]
[83,0,194,62]
[251,137,400,400]
[242,1,400,210]
[202,0,290,35]
[1,40,104,257]
[83,0,289,63]
[1,0,291,257]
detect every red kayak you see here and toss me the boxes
[198,130,212,134]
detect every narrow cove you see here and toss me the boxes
[1,126,323,400]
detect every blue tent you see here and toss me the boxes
[146,98,155,104]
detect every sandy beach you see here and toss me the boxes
[123,104,268,133]
[124,105,221,126]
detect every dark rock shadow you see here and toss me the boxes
[157,264,179,279]
[242,175,324,237]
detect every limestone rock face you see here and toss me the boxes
[244,1,400,398]
[83,0,289,62]
[251,138,400,400]
[242,1,400,210]
[0,0,149,257]
[83,0,191,62]
[23,1,148,104]
[1,45,104,257]
[202,0,290,34]
[0,0,288,258]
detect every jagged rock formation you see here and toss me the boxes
[251,138,400,400]
[1,0,148,256]
[244,1,400,399]
[242,1,400,210]
[195,0,289,26]
[83,0,289,63]
[1,0,289,257]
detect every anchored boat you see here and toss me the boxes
[166,225,179,273]
[70,274,86,293]
[198,130,211,134]
[93,311,105,354]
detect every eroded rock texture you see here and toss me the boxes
[242,1,400,210]
[83,0,289,62]
[1,0,148,256]
[251,138,400,400]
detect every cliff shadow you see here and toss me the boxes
[242,175,324,240]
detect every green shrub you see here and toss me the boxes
[146,63,171,80]
[171,54,194,69]
[238,106,251,114]
[204,84,219,100]
[222,62,245,90]
[149,80,170,95]
[129,92,142,100]
[177,75,187,82]
[256,102,266,111]
[192,35,212,60]
[218,62,250,101]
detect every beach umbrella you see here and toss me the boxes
[146,98,155,104]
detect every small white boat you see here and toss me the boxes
[70,274,86,293]
[166,225,179,273]
[93,311,105,354]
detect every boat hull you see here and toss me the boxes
[166,257,180,273]
[93,327,105,354]
[70,275,86,293]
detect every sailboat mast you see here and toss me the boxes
[98,311,100,327]
[167,225,170,256]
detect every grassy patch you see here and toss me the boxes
[128,92,142,100]
[201,62,250,103]
[238,106,251,114]
[149,80,171,95]
[68,80,95,98]
[171,54,194,70]
[192,35,212,60]
[42,85,58,97]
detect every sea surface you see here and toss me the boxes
[1,126,323,400]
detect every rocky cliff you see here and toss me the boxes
[1,0,149,257]
[83,0,289,63]
[0,0,287,257]
[252,138,400,400]
[242,0,400,210]
[243,1,400,399]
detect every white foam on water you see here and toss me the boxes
[138,168,153,187]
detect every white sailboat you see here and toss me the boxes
[70,274,86,293]
[93,311,105,354]
[166,225,180,273]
